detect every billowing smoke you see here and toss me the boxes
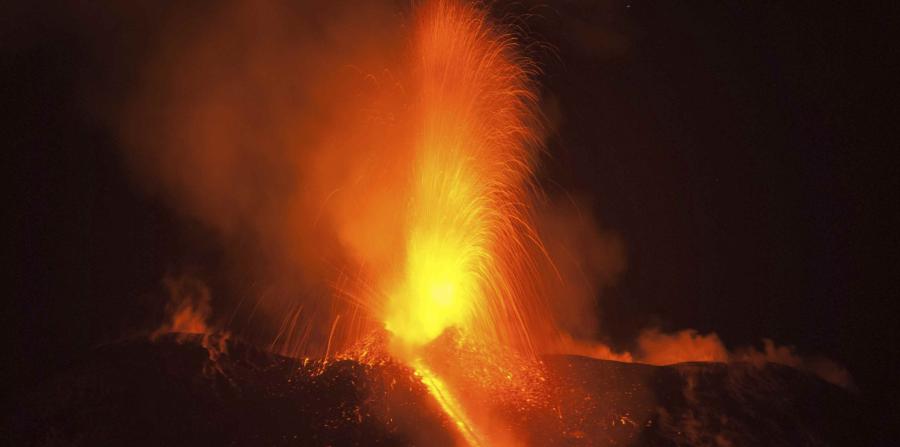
[570,328,853,389]
[635,329,730,364]
[535,196,627,341]
[114,0,417,355]
[730,338,854,389]
[151,274,214,338]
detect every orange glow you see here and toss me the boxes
[382,0,544,359]
[414,358,484,446]
[636,329,730,365]
[375,1,549,443]
[152,275,213,338]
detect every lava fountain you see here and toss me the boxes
[370,1,550,445]
[385,0,543,357]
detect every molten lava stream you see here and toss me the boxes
[413,358,484,446]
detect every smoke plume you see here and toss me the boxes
[536,196,627,341]
[151,275,214,338]
[571,328,853,389]
[115,0,416,355]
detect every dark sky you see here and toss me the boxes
[5,0,896,435]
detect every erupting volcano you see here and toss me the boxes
[7,0,878,446]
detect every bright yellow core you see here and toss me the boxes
[385,228,479,348]
[384,148,486,349]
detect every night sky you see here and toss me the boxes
[5,0,895,437]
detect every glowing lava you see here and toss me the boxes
[414,358,484,446]
[384,0,543,354]
[376,1,548,444]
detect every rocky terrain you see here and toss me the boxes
[6,334,868,446]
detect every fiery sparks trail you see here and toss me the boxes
[383,0,544,356]
[369,1,549,444]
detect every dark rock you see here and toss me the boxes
[6,334,866,446]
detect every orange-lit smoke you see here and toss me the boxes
[636,329,730,364]
[151,275,214,338]
[569,328,853,389]
[119,0,412,357]
[535,197,627,342]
